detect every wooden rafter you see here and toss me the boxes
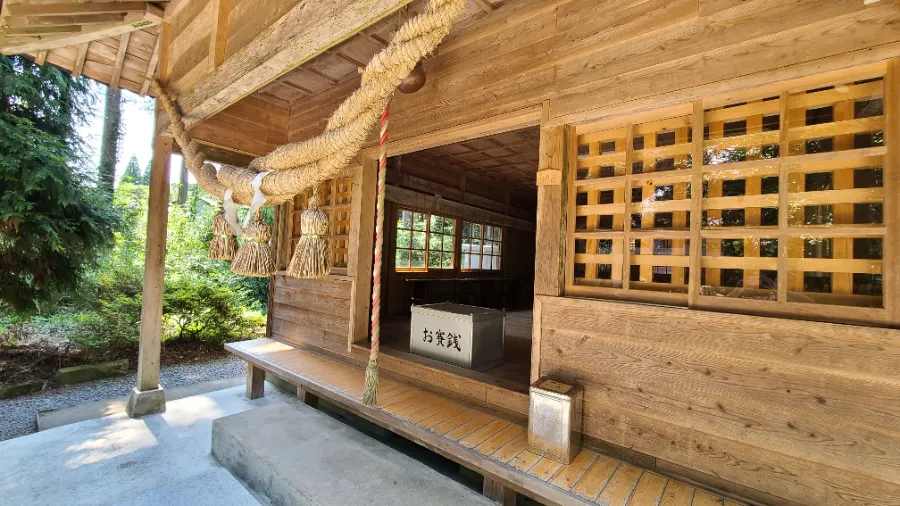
[471,0,494,12]
[109,32,131,89]
[0,3,162,55]
[140,37,161,96]
[207,0,229,71]
[72,42,88,77]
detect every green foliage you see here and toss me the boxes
[63,183,266,360]
[120,154,142,185]
[0,55,117,311]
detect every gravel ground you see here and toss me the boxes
[0,355,246,442]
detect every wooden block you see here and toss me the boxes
[482,476,515,506]
[246,364,265,400]
[297,385,319,408]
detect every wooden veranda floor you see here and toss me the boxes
[227,338,743,506]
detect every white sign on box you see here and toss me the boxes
[409,302,505,371]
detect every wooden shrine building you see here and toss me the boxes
[3,0,900,505]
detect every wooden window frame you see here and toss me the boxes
[460,220,503,272]
[564,61,899,328]
[394,207,456,273]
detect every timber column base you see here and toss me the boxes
[126,386,166,418]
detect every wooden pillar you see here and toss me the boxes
[532,100,568,384]
[348,158,377,349]
[126,128,172,418]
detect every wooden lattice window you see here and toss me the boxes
[569,115,693,294]
[461,221,502,271]
[566,63,897,326]
[395,208,455,271]
[292,176,352,271]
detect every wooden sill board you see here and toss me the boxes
[226,338,743,506]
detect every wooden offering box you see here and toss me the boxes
[410,302,505,370]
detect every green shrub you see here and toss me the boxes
[163,276,260,347]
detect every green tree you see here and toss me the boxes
[0,55,117,310]
[120,154,141,184]
[136,158,151,185]
[97,86,121,197]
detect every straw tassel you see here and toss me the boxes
[287,188,331,279]
[230,212,275,277]
[208,210,238,260]
[362,103,389,406]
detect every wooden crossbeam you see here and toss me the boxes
[0,4,162,55]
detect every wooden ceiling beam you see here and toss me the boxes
[278,80,313,96]
[0,4,162,55]
[3,2,149,17]
[72,42,88,77]
[109,32,131,90]
[305,67,339,86]
[158,0,413,133]
[5,14,128,28]
[4,25,82,35]
[327,49,366,69]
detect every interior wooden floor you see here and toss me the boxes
[380,309,534,388]
[227,338,744,506]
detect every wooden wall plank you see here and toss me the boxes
[538,295,900,506]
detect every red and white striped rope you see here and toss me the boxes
[369,103,389,367]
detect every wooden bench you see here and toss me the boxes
[227,338,743,506]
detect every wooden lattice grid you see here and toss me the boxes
[292,176,353,271]
[565,62,896,326]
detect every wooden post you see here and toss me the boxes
[482,476,516,506]
[885,59,899,325]
[348,158,377,349]
[246,364,265,400]
[297,385,319,408]
[533,100,567,384]
[126,127,172,418]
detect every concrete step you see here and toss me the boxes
[212,401,494,506]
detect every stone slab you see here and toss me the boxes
[212,401,494,506]
[54,359,129,386]
[0,385,288,506]
[0,379,44,399]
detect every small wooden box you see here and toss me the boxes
[527,378,583,464]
